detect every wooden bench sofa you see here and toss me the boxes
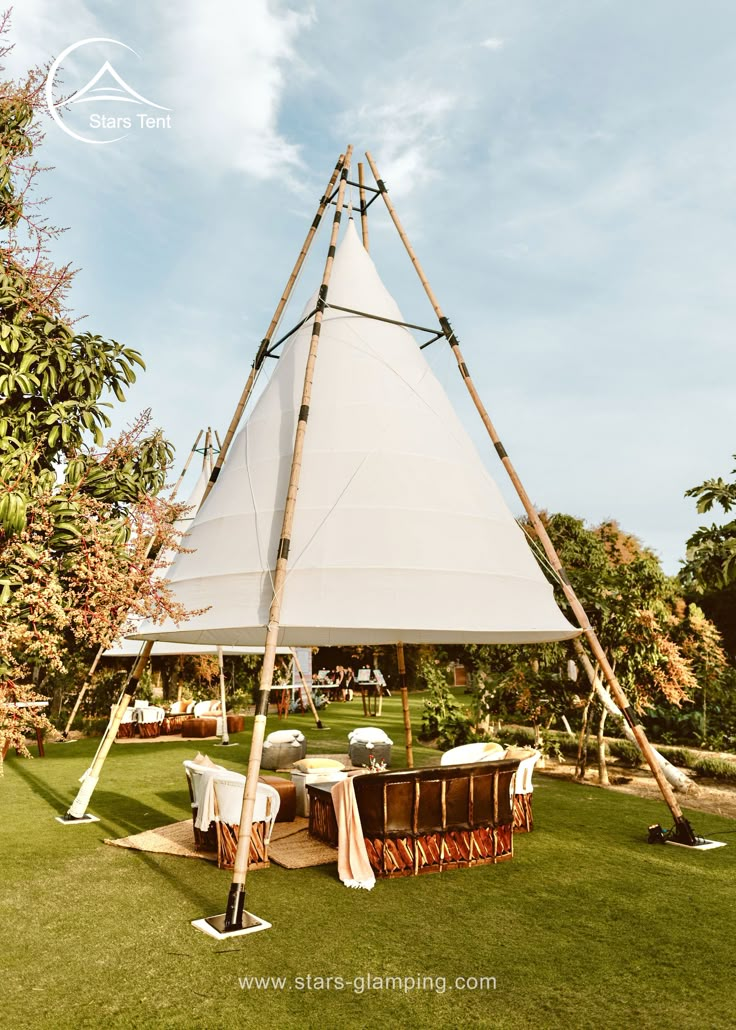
[348,760,519,878]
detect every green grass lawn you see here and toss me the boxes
[2,694,735,1030]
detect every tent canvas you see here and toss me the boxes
[133,222,577,649]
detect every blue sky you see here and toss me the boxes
[6,0,736,574]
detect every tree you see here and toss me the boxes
[680,455,736,664]
[0,23,185,764]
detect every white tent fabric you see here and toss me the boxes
[134,220,578,646]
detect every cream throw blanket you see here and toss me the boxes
[331,778,375,890]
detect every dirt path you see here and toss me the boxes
[539,760,736,821]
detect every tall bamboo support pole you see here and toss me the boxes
[170,429,203,498]
[61,428,206,740]
[201,155,346,508]
[210,147,354,936]
[61,642,154,820]
[571,638,692,792]
[365,151,695,843]
[358,162,369,252]
[290,648,325,730]
[396,642,413,768]
[60,160,347,819]
[216,646,230,746]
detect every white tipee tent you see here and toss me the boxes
[134,221,577,648]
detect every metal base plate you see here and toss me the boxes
[666,838,727,851]
[55,813,100,825]
[192,912,271,940]
[213,742,239,748]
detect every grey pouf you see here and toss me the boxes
[348,728,393,769]
[262,730,307,770]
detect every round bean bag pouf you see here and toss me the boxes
[261,729,307,770]
[348,727,393,768]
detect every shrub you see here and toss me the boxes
[657,745,694,769]
[692,755,736,783]
[608,740,644,768]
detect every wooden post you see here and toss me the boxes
[397,642,413,768]
[217,646,230,745]
[62,642,154,820]
[201,154,346,509]
[216,146,354,935]
[358,162,369,252]
[365,151,696,843]
[291,648,325,730]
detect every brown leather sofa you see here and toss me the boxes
[351,759,519,878]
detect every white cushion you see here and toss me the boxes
[348,727,393,746]
[266,729,305,745]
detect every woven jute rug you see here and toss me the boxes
[104,820,217,862]
[104,817,337,870]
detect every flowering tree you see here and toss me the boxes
[0,23,187,764]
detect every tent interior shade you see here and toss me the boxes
[133,220,578,647]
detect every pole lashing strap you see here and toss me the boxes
[622,705,637,729]
[439,316,459,346]
[377,179,387,193]
[558,567,572,587]
[328,244,336,258]
[277,538,290,560]
[255,338,270,367]
[494,441,507,459]
[460,362,469,378]
[312,213,322,229]
[209,466,221,483]
[299,404,310,423]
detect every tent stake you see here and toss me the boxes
[365,150,698,845]
[201,146,354,938]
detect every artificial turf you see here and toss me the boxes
[2,694,734,1030]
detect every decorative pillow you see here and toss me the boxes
[193,752,217,767]
[266,729,305,745]
[292,758,344,772]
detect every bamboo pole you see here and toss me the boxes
[61,428,206,740]
[61,642,154,820]
[200,154,346,509]
[290,648,325,730]
[170,428,204,498]
[572,638,692,792]
[216,646,230,746]
[358,162,369,252]
[396,642,413,768]
[365,151,696,843]
[214,146,354,935]
[61,160,346,814]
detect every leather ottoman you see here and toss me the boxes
[181,717,217,738]
[227,714,245,733]
[258,775,297,822]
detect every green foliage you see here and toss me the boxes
[682,454,736,592]
[418,655,474,747]
[607,739,644,768]
[692,754,736,783]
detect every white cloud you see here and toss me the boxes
[341,87,458,198]
[157,0,314,181]
[480,37,505,50]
